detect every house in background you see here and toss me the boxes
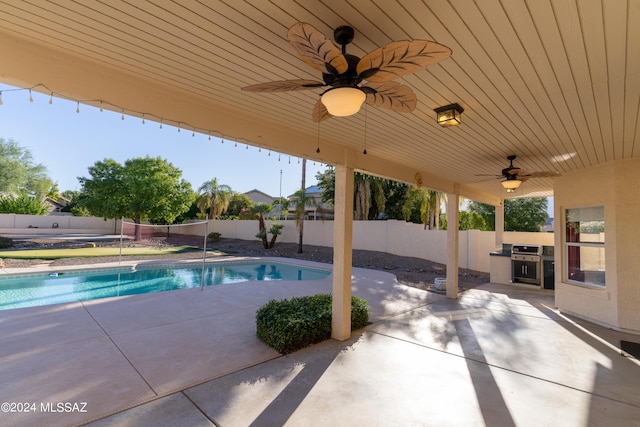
[242,189,274,205]
[45,196,70,215]
[243,189,286,219]
[287,185,334,220]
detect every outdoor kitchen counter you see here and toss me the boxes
[490,246,512,284]
[489,245,555,287]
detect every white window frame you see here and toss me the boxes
[564,206,605,288]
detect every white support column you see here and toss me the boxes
[446,193,459,299]
[332,163,354,340]
[495,199,504,249]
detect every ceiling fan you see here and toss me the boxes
[242,22,452,122]
[479,155,561,192]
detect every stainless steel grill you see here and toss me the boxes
[511,245,542,285]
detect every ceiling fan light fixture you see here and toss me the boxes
[321,87,366,117]
[501,178,522,190]
[434,103,464,127]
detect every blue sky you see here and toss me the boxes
[0,83,326,198]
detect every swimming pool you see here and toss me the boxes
[0,261,331,311]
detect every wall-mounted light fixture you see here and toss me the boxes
[434,103,464,127]
[321,87,366,116]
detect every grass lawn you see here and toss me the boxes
[0,246,199,259]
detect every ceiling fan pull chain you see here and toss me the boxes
[363,104,368,155]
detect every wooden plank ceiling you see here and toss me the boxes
[0,0,638,200]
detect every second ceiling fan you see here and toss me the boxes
[242,22,452,122]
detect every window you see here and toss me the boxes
[565,206,605,287]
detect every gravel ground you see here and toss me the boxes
[0,235,490,293]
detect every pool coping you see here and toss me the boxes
[0,255,334,279]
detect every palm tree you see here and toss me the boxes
[292,158,318,253]
[250,202,273,248]
[402,187,445,230]
[197,178,232,219]
[354,173,386,220]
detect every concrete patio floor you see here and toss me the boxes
[1,259,639,426]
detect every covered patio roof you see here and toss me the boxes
[1,0,637,205]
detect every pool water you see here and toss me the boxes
[0,261,331,311]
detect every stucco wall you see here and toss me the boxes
[0,214,118,234]
[612,158,640,331]
[0,214,555,276]
[203,219,553,273]
[554,157,640,333]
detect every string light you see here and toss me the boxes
[2,83,291,164]
[316,121,321,153]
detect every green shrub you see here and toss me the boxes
[207,232,221,241]
[256,294,369,354]
[0,236,13,249]
[0,194,48,215]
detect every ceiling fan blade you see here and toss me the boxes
[242,79,326,92]
[288,23,349,75]
[313,99,332,122]
[363,82,416,112]
[504,168,521,176]
[357,40,452,82]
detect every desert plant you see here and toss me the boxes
[207,232,222,242]
[0,236,13,249]
[256,294,369,354]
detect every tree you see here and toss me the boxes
[225,193,254,218]
[78,156,194,239]
[504,198,548,232]
[0,137,54,197]
[467,201,496,231]
[317,167,393,220]
[456,211,487,230]
[468,198,548,232]
[272,196,290,220]
[251,202,283,249]
[296,159,307,253]
[197,178,232,220]
[354,173,386,220]
[0,194,48,215]
[316,166,335,206]
[402,187,445,229]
